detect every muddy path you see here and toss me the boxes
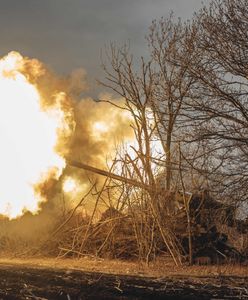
[0,263,247,299]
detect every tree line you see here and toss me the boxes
[99,0,248,209]
[48,0,248,266]
[92,0,248,265]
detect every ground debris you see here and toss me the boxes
[0,264,247,299]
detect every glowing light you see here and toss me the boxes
[93,121,109,133]
[92,121,110,140]
[0,52,70,219]
[121,108,165,171]
[63,177,77,193]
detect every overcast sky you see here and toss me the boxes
[0,0,210,91]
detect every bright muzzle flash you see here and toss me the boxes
[0,52,69,219]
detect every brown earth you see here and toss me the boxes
[0,258,247,299]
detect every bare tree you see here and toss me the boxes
[186,0,248,209]
[147,16,197,190]
[99,42,185,265]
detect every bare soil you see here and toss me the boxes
[0,258,247,299]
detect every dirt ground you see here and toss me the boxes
[0,257,247,299]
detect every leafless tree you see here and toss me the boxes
[185,0,248,209]
[99,39,186,265]
[147,15,197,190]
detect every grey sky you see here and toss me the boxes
[0,0,210,90]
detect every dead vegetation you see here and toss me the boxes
[40,182,248,268]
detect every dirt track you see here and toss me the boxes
[0,263,247,299]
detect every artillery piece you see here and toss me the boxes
[68,160,187,214]
[68,160,246,264]
[68,160,152,191]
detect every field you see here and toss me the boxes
[0,257,247,299]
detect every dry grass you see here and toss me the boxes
[0,256,247,278]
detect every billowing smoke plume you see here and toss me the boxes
[0,51,133,245]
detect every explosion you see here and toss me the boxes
[0,52,73,219]
[0,51,162,222]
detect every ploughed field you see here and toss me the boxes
[0,260,247,299]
